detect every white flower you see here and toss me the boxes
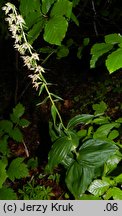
[35,65,45,73]
[31,53,39,61]
[16,15,25,25]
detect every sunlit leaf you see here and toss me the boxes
[114,174,122,184]
[108,130,119,140]
[92,101,107,115]
[88,179,110,196]
[51,0,72,19]
[92,116,110,125]
[104,187,122,200]
[104,154,121,175]
[93,123,120,139]
[115,117,122,123]
[105,33,122,44]
[44,15,68,45]
[106,48,122,73]
[90,43,113,68]
[41,0,55,14]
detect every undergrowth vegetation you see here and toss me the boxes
[0,1,122,199]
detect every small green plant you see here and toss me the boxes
[18,180,54,200]
[47,101,122,199]
[0,103,30,199]
[48,173,60,184]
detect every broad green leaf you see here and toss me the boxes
[90,43,113,68]
[41,0,56,14]
[19,118,30,128]
[20,0,44,45]
[20,0,41,27]
[112,188,122,200]
[104,187,122,200]
[44,15,68,45]
[115,117,122,123]
[12,103,25,119]
[0,120,13,134]
[0,160,8,188]
[65,161,95,198]
[88,179,110,196]
[93,123,120,139]
[48,131,79,171]
[106,48,122,73]
[77,129,87,139]
[92,101,107,115]
[108,130,119,140]
[0,187,17,200]
[79,194,102,200]
[51,0,72,19]
[114,174,122,184]
[7,157,29,181]
[92,116,110,125]
[119,43,122,48]
[105,33,122,44]
[78,139,118,168]
[104,154,121,175]
[10,127,23,142]
[67,114,94,129]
